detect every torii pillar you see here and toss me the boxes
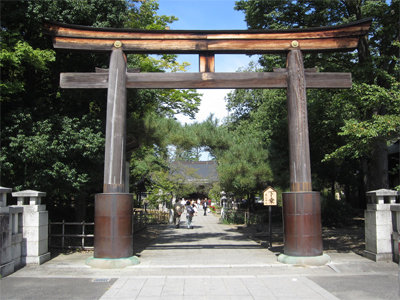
[94,50,133,259]
[277,50,330,265]
[86,50,139,268]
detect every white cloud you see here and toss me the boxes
[176,89,232,124]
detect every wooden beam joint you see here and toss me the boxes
[199,52,215,72]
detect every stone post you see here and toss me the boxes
[1,187,12,276]
[364,189,398,261]
[1,187,24,277]
[11,190,50,265]
[0,186,10,207]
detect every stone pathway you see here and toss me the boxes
[3,211,399,300]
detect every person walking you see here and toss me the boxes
[173,201,183,228]
[181,197,186,207]
[193,202,198,216]
[203,199,208,216]
[186,200,194,229]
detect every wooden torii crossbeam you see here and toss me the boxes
[60,68,351,89]
[44,18,371,264]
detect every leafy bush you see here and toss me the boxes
[222,211,245,224]
[321,197,358,227]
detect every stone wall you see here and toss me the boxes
[0,187,50,277]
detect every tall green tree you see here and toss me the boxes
[0,0,201,221]
[173,116,273,202]
[232,0,400,205]
[1,0,129,221]
[129,114,207,207]
[217,132,273,201]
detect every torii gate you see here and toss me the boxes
[44,18,371,267]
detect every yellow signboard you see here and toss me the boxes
[263,187,277,206]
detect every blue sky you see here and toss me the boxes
[155,0,258,125]
[157,0,248,30]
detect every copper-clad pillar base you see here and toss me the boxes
[282,191,323,256]
[280,191,330,265]
[94,193,133,259]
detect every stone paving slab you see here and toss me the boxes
[0,277,117,300]
[99,275,340,300]
[309,274,399,300]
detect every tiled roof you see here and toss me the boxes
[170,161,219,183]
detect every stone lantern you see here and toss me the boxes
[220,191,227,208]
[227,192,234,210]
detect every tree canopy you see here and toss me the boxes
[2,0,398,221]
[229,0,400,205]
[0,0,201,221]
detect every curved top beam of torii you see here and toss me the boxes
[44,18,372,54]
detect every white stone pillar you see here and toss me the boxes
[11,190,50,265]
[364,189,399,261]
[0,186,11,208]
[0,187,13,276]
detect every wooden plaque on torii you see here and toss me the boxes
[44,18,371,262]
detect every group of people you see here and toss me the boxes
[173,198,210,229]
